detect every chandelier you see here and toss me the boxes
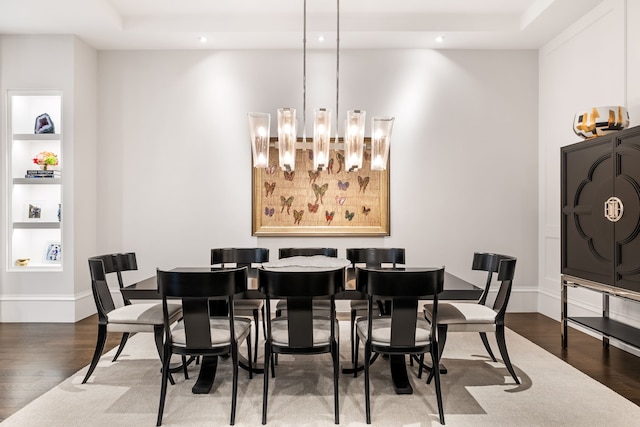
[248,0,394,173]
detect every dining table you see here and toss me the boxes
[121,265,482,395]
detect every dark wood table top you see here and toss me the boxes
[121,267,482,301]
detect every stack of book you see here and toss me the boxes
[25,169,60,178]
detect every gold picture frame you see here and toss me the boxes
[252,138,390,236]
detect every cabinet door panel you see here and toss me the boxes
[561,137,614,284]
[614,130,640,292]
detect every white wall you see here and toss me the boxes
[538,0,640,352]
[98,48,539,310]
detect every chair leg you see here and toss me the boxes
[364,342,372,424]
[427,325,448,385]
[430,346,445,425]
[246,333,253,380]
[333,337,340,424]
[156,344,171,426]
[479,332,497,362]
[154,326,175,385]
[354,332,360,378]
[112,332,130,362]
[350,309,357,363]
[496,325,520,384]
[182,356,189,379]
[417,353,424,379]
[82,324,108,384]
[262,341,271,425]
[253,309,260,365]
[231,343,239,425]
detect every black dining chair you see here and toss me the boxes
[259,266,345,425]
[354,266,445,425]
[346,248,406,366]
[156,267,252,426]
[274,247,338,317]
[423,253,519,384]
[90,252,140,362]
[211,248,269,363]
[83,257,182,385]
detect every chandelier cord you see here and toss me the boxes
[302,0,307,143]
[335,0,340,141]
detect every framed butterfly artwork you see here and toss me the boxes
[252,137,390,236]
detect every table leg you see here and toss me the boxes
[389,355,413,394]
[192,356,218,394]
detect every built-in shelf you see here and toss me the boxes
[13,222,61,229]
[13,178,61,185]
[13,133,61,140]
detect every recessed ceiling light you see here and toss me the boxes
[199,36,208,43]
[435,36,445,43]
[318,35,325,42]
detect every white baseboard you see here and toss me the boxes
[0,291,95,322]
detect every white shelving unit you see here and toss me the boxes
[6,91,63,271]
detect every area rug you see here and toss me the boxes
[2,322,638,426]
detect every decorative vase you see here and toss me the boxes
[39,164,48,171]
[573,106,630,139]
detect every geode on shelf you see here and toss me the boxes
[34,113,55,134]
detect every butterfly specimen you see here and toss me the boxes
[308,169,320,183]
[264,207,275,217]
[264,181,276,197]
[325,210,335,225]
[345,210,355,221]
[337,180,350,191]
[280,195,294,214]
[336,152,345,173]
[335,196,346,205]
[362,206,371,216]
[312,183,329,204]
[265,165,277,175]
[308,202,319,213]
[358,175,370,193]
[293,209,304,225]
[327,157,335,174]
[284,170,295,181]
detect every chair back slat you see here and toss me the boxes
[493,258,517,314]
[88,258,117,319]
[286,298,314,347]
[279,247,337,258]
[182,298,216,348]
[258,267,345,298]
[211,248,269,267]
[346,248,405,268]
[390,298,419,346]
[472,252,514,305]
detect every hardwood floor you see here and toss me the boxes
[0,312,638,421]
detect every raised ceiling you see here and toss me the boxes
[0,0,605,50]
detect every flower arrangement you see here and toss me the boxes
[33,151,59,170]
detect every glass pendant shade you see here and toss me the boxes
[248,112,271,168]
[344,109,366,171]
[277,108,297,171]
[313,108,332,171]
[371,116,394,171]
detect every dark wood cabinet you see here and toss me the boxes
[561,125,640,350]
[562,125,640,293]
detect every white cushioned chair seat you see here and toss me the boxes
[270,317,338,346]
[356,317,431,347]
[171,317,252,347]
[263,255,351,270]
[106,302,182,333]
[424,302,498,333]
